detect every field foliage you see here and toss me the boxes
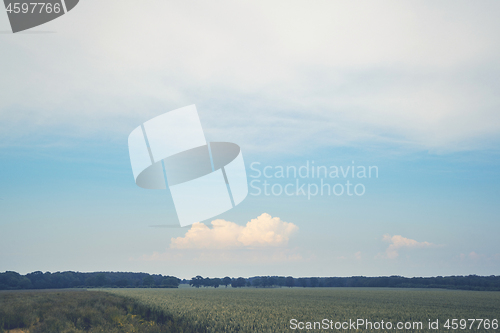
[0,290,185,332]
[1,288,499,332]
[108,287,500,333]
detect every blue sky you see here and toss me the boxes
[1,0,500,279]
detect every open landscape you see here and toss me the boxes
[2,287,500,332]
[2,2,500,333]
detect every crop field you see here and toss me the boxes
[1,288,499,332]
[107,287,500,332]
[0,290,173,333]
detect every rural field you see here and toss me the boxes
[1,287,500,332]
[107,287,500,332]
[0,289,172,333]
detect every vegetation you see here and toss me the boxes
[189,276,247,288]
[186,274,500,291]
[107,287,500,332]
[1,288,499,332]
[0,289,200,332]
[0,271,179,290]
[2,271,500,291]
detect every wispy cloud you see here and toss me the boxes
[2,1,500,152]
[380,234,435,259]
[459,251,500,263]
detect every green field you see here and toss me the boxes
[107,287,500,332]
[0,290,171,333]
[1,288,499,332]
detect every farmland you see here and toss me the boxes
[0,290,180,332]
[1,287,499,332]
[107,287,500,332]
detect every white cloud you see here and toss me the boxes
[134,214,301,264]
[170,213,298,249]
[355,251,362,260]
[382,234,435,259]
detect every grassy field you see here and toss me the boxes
[1,288,499,332]
[0,289,190,333]
[107,287,500,333]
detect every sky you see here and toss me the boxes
[1,0,499,279]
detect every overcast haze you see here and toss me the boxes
[1,0,499,279]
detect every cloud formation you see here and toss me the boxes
[382,234,434,259]
[170,213,298,249]
[2,1,500,152]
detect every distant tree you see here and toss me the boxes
[285,276,295,288]
[142,275,154,287]
[277,277,286,287]
[222,276,232,288]
[85,276,96,287]
[325,277,338,287]
[212,278,222,288]
[232,277,246,288]
[310,277,319,288]
[115,279,129,288]
[190,275,204,288]
[268,277,278,287]
[161,277,180,288]
[17,277,32,289]
[298,278,308,288]
[26,271,46,289]
[252,278,262,287]
[0,271,21,289]
[95,273,108,287]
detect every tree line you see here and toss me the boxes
[0,271,180,290]
[187,275,500,291]
[1,271,499,291]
